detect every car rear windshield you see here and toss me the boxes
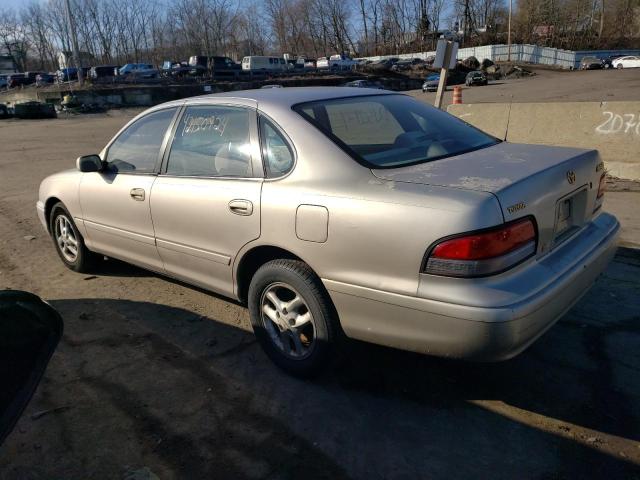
[293,94,498,168]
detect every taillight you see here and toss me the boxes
[597,173,606,199]
[423,217,537,277]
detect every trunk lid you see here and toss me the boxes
[372,142,604,256]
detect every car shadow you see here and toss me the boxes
[5,256,634,480]
[97,257,151,278]
[6,249,637,478]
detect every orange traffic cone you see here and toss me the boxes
[453,86,463,104]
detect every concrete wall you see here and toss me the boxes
[448,101,640,180]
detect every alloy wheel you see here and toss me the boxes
[260,282,316,360]
[54,215,78,263]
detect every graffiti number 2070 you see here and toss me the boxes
[595,111,640,135]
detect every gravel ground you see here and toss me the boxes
[0,112,639,480]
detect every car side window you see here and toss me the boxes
[260,117,294,177]
[106,107,177,173]
[166,105,253,177]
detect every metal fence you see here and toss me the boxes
[357,44,640,69]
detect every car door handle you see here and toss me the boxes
[130,188,145,201]
[228,199,253,216]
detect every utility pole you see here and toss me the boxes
[507,0,512,62]
[64,0,83,86]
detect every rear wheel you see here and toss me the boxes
[49,202,98,273]
[248,259,341,377]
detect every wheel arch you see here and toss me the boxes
[235,245,314,305]
[44,196,64,233]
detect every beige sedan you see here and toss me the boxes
[37,88,619,376]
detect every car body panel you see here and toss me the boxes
[79,172,163,271]
[372,142,604,256]
[37,169,84,234]
[37,87,620,362]
[151,176,262,297]
[325,211,618,359]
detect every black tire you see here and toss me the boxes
[248,259,341,377]
[617,64,623,69]
[49,202,98,273]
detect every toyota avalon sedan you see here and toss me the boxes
[37,87,619,376]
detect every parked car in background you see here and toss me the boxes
[344,80,383,89]
[601,55,624,69]
[35,73,55,86]
[580,57,603,70]
[242,56,288,72]
[188,56,240,76]
[316,54,357,70]
[285,59,306,71]
[23,72,45,85]
[56,67,90,82]
[465,70,488,86]
[391,58,423,71]
[422,74,440,92]
[612,55,640,69]
[90,65,120,79]
[37,87,619,377]
[7,74,29,88]
[117,64,157,78]
[161,61,190,77]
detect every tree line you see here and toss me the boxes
[0,0,638,72]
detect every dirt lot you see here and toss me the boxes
[409,66,640,104]
[0,113,639,479]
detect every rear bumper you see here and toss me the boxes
[324,213,620,361]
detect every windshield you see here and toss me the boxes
[293,94,499,168]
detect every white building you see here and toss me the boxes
[57,51,95,70]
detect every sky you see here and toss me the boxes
[4,0,460,20]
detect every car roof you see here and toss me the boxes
[187,86,395,108]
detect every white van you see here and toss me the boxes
[241,56,288,72]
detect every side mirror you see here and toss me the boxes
[77,154,103,173]
[0,291,63,446]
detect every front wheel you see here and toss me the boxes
[248,259,341,377]
[49,202,98,273]
[617,64,623,69]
